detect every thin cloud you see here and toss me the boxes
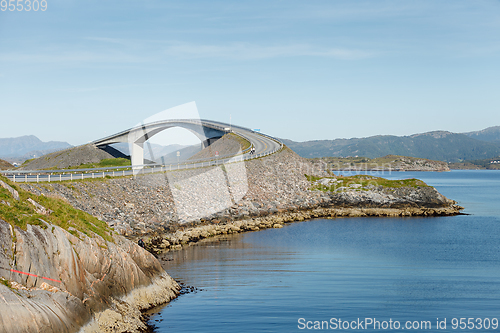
[163,42,374,60]
[0,50,149,64]
[0,40,374,66]
[57,82,187,93]
[84,37,134,47]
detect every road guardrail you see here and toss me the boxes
[1,132,283,183]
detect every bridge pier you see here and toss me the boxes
[201,137,223,149]
[131,142,144,174]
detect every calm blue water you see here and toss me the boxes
[150,171,500,332]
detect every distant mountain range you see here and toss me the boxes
[463,126,500,142]
[0,135,72,162]
[2,126,500,165]
[282,126,500,163]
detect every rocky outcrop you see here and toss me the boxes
[328,186,456,208]
[0,179,19,201]
[389,156,450,171]
[0,216,179,333]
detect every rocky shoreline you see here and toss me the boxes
[145,204,463,254]
[0,179,180,333]
[0,217,181,333]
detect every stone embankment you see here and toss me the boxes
[18,147,463,255]
[188,133,247,160]
[0,180,179,333]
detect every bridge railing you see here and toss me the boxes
[92,118,239,145]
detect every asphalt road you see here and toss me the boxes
[202,120,282,157]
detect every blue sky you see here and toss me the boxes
[1,0,500,145]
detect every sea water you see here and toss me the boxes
[150,171,500,332]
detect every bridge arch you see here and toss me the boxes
[93,119,228,170]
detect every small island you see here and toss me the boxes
[316,155,450,172]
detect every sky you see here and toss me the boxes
[1,0,500,146]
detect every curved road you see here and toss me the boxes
[201,119,281,157]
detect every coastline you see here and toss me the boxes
[79,273,179,333]
[146,204,464,254]
[141,203,463,331]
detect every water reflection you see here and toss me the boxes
[149,171,500,333]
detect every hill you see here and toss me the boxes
[0,159,13,170]
[283,128,500,162]
[19,144,118,170]
[0,135,72,159]
[463,126,500,142]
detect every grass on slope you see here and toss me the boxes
[68,157,131,170]
[0,176,113,242]
[229,133,251,151]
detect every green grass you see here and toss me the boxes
[66,158,131,170]
[0,176,114,242]
[228,133,251,151]
[307,174,430,192]
[21,158,35,166]
[0,277,11,288]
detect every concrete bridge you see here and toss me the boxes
[92,119,231,169]
[92,119,281,172]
